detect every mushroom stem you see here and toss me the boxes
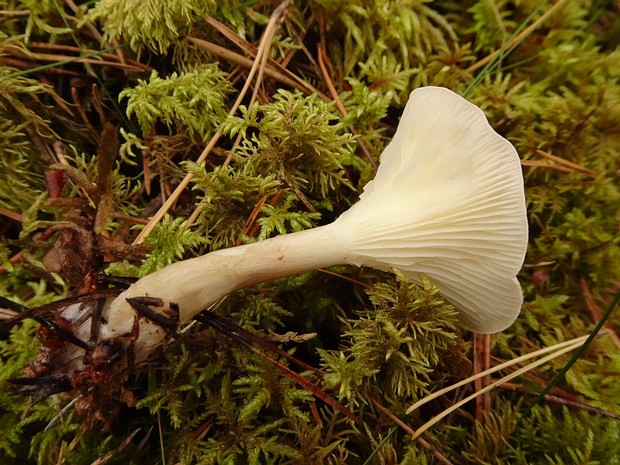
[100,223,346,351]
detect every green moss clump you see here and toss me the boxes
[119,65,233,138]
[89,0,217,53]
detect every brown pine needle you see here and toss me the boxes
[521,159,575,174]
[536,149,598,178]
[235,195,268,246]
[317,11,377,169]
[500,382,620,420]
[0,207,23,222]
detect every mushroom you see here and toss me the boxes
[52,86,528,375]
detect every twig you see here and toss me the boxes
[194,310,360,424]
[202,15,325,98]
[64,0,103,42]
[188,37,309,94]
[235,195,268,246]
[521,289,620,418]
[28,41,150,71]
[71,86,99,140]
[25,51,146,72]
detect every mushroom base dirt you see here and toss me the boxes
[20,86,528,393]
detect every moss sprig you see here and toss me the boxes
[320,273,460,404]
[226,90,357,200]
[119,64,233,139]
[88,0,217,53]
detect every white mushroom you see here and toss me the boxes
[65,86,528,369]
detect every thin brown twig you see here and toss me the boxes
[490,355,580,401]
[195,310,360,423]
[28,41,150,72]
[0,57,81,76]
[189,1,291,225]
[108,212,149,225]
[316,33,346,114]
[90,84,108,128]
[188,37,309,94]
[317,268,372,288]
[246,190,285,239]
[407,336,593,440]
[38,75,75,116]
[64,0,103,42]
[235,195,269,246]
[407,335,595,414]
[24,51,146,72]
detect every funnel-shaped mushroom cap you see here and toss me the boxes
[336,86,527,333]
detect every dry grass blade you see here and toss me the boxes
[407,334,590,414]
[406,336,593,440]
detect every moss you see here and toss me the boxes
[0,0,619,464]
